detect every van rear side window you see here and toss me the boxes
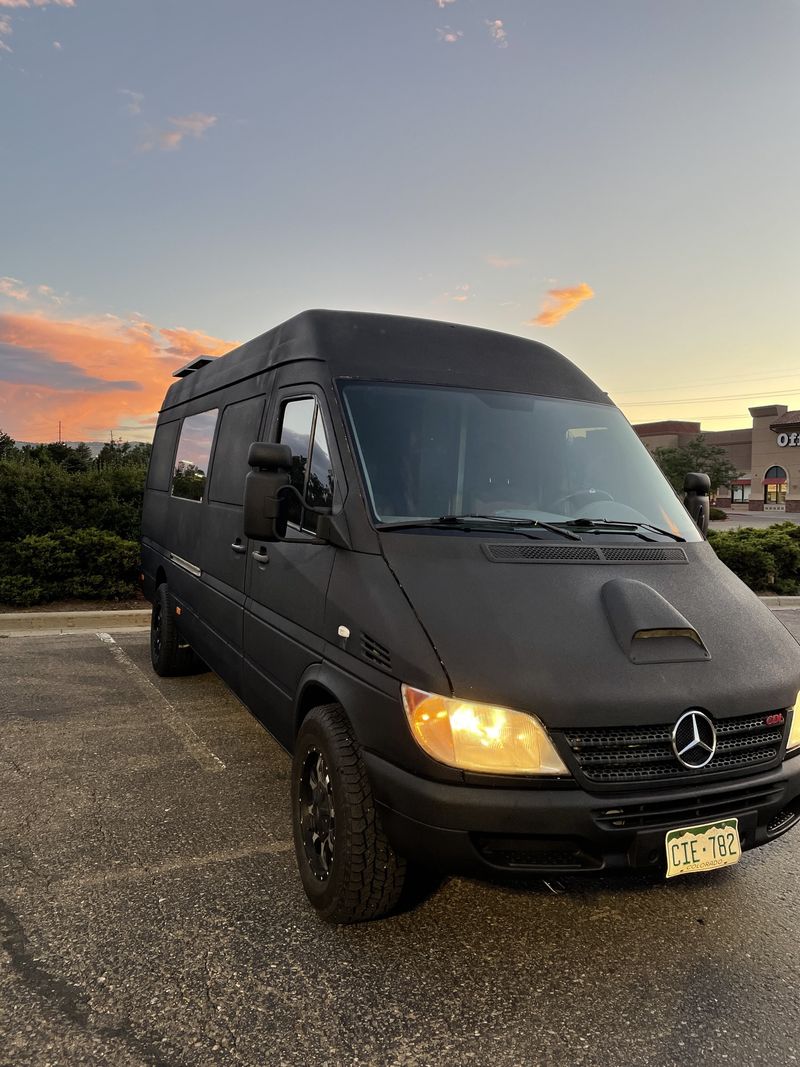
[147,420,180,491]
[209,396,265,505]
[171,409,218,502]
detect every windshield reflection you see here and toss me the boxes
[341,382,701,542]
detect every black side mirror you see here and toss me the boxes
[243,442,292,541]
[683,471,711,536]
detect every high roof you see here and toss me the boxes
[160,309,611,412]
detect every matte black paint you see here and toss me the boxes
[141,309,800,877]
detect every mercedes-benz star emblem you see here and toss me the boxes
[671,710,717,770]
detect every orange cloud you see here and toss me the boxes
[0,311,235,442]
[528,283,594,327]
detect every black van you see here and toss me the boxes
[142,310,800,922]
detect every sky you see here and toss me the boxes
[1,0,798,442]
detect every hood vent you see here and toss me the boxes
[483,543,688,564]
[361,633,392,672]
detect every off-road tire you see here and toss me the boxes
[292,703,407,923]
[150,583,203,676]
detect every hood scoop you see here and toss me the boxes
[601,578,710,664]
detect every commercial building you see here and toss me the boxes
[634,404,800,513]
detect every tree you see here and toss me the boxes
[96,439,152,469]
[652,434,741,495]
[0,429,15,460]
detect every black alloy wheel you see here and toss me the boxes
[149,583,204,676]
[291,703,409,923]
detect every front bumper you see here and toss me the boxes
[364,751,800,875]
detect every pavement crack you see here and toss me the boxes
[202,949,241,1061]
[0,896,186,1067]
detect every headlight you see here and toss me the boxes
[787,698,800,752]
[401,685,569,776]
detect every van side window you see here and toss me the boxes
[209,396,265,505]
[278,398,335,533]
[147,420,180,491]
[171,409,219,502]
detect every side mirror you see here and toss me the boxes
[243,442,292,541]
[683,471,711,536]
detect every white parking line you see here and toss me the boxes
[96,632,226,774]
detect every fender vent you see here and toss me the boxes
[361,633,392,671]
[482,544,688,564]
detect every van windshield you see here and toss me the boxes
[341,382,702,541]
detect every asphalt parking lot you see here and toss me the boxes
[3,615,800,1066]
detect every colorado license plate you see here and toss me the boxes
[665,818,741,878]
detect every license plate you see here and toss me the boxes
[665,818,741,878]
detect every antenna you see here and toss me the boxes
[58,420,62,444]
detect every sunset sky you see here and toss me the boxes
[1,0,798,442]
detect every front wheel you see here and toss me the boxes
[291,704,407,923]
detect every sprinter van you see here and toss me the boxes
[142,310,800,922]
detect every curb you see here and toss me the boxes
[758,597,800,608]
[0,609,150,635]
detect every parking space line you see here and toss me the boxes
[60,841,293,889]
[96,632,226,774]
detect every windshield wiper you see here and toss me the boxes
[377,514,582,541]
[562,518,686,543]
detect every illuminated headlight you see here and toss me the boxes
[787,697,800,752]
[401,685,569,776]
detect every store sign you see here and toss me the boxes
[777,432,800,447]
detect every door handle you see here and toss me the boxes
[252,548,270,565]
[230,541,246,554]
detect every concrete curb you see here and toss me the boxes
[0,609,150,635]
[758,597,800,608]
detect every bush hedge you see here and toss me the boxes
[0,528,140,607]
[0,460,145,543]
[707,523,800,594]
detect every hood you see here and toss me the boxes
[381,534,800,729]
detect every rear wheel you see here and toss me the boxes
[150,583,203,676]
[292,703,407,923]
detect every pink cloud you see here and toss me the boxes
[437,26,463,43]
[487,254,523,269]
[486,19,508,47]
[0,1,75,7]
[0,277,30,301]
[141,112,218,152]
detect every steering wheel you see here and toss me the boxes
[553,488,614,513]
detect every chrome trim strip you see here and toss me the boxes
[169,552,201,577]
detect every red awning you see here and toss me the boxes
[763,478,786,485]
[731,479,751,486]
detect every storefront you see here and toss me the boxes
[634,404,800,513]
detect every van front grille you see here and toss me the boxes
[562,711,787,787]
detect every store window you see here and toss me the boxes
[764,465,787,505]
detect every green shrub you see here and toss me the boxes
[0,460,146,543]
[708,523,800,594]
[0,528,140,607]
[709,506,727,520]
